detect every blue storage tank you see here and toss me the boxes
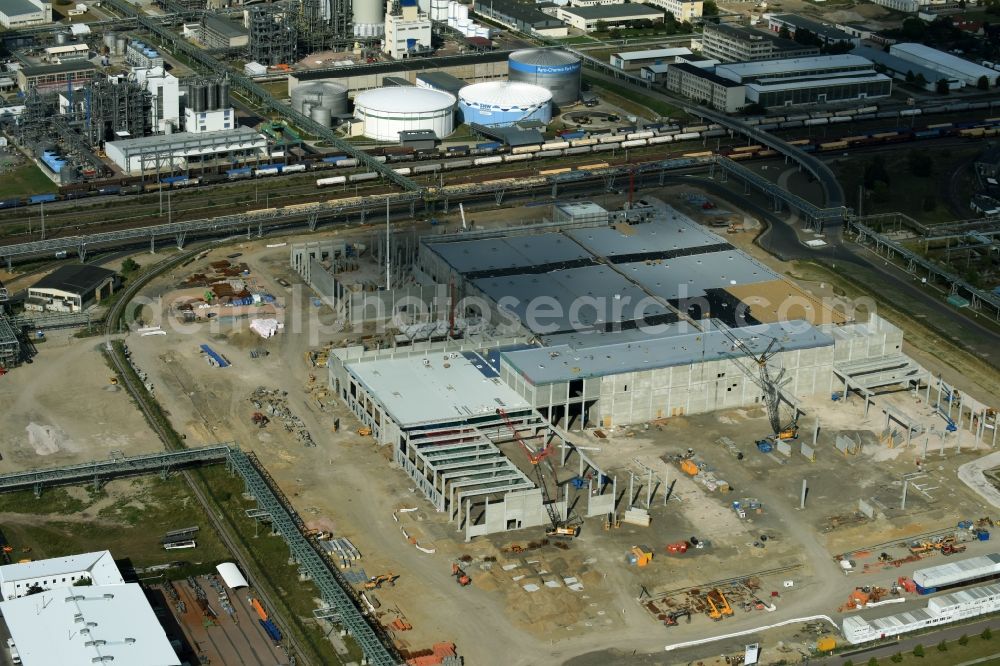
[508,48,582,106]
[458,81,552,128]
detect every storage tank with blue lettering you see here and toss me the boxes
[508,48,581,107]
[458,81,552,128]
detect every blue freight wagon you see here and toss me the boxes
[560,131,585,140]
[98,185,121,195]
[28,193,57,204]
[321,155,348,163]
[476,141,501,150]
[0,198,21,209]
[161,175,189,184]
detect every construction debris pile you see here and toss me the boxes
[319,535,362,569]
[643,576,780,628]
[249,386,314,447]
[670,450,731,493]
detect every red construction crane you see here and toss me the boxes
[495,408,552,465]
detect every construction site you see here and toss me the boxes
[4,185,959,666]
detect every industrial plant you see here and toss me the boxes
[1,0,1000,664]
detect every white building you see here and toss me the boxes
[42,44,90,64]
[610,46,694,71]
[0,0,51,29]
[0,552,179,666]
[715,55,892,106]
[889,43,999,87]
[384,0,432,59]
[134,67,181,133]
[184,106,236,133]
[105,127,267,175]
[555,4,665,31]
[665,62,746,112]
[642,0,702,22]
[0,550,122,600]
[867,0,919,12]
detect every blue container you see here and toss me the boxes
[28,193,57,204]
[0,197,20,209]
[979,530,991,541]
[756,440,773,453]
[321,155,347,163]
[259,619,282,642]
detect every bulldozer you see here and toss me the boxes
[363,573,399,590]
[706,589,734,620]
[664,609,691,626]
[251,412,269,428]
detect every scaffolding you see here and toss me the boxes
[77,78,153,146]
[248,3,298,66]
[0,313,19,369]
[296,0,351,54]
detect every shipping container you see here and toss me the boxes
[28,193,57,204]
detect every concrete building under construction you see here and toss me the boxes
[317,203,921,538]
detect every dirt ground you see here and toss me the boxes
[12,186,1000,665]
[0,329,163,471]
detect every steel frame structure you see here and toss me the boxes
[0,313,19,367]
[685,105,847,210]
[0,444,233,495]
[227,449,402,666]
[846,215,1000,321]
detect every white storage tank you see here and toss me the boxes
[458,81,552,128]
[508,49,582,107]
[354,87,456,141]
[352,0,385,35]
[291,81,349,117]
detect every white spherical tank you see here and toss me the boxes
[458,81,552,128]
[354,87,456,142]
[508,49,582,107]
[352,0,384,25]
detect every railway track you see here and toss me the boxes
[103,248,319,666]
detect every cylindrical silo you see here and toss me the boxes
[292,81,349,117]
[197,83,208,112]
[208,82,220,111]
[458,81,552,128]
[354,87,455,141]
[508,49,582,107]
[418,0,430,12]
[103,33,117,52]
[115,36,126,55]
[352,0,384,34]
[310,106,332,127]
[219,80,231,108]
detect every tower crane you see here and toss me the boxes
[495,409,579,538]
[715,322,799,441]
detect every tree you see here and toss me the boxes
[703,0,719,15]
[868,658,879,666]
[890,653,903,663]
[979,75,991,90]
[121,258,140,275]
[914,72,928,89]
[73,577,93,587]
[936,78,951,94]
[905,70,915,83]
[937,640,948,652]
[913,644,925,657]
[863,156,890,189]
[779,24,791,39]
[902,17,927,40]
[983,627,993,640]
[594,20,608,33]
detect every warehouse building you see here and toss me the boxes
[105,127,267,175]
[701,23,819,64]
[200,14,249,49]
[0,551,179,665]
[714,55,892,106]
[665,62,746,112]
[765,13,860,47]
[25,264,117,313]
[555,3,664,31]
[610,46,693,71]
[0,0,51,29]
[472,0,568,36]
[16,61,95,93]
[852,46,961,91]
[643,0,702,22]
[888,43,999,87]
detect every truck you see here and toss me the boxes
[7,638,20,665]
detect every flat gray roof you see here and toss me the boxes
[618,250,781,300]
[501,320,834,384]
[106,127,263,151]
[347,353,531,427]
[473,264,672,334]
[0,0,42,17]
[426,232,593,275]
[564,213,728,260]
[561,4,663,19]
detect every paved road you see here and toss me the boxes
[828,617,1000,665]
